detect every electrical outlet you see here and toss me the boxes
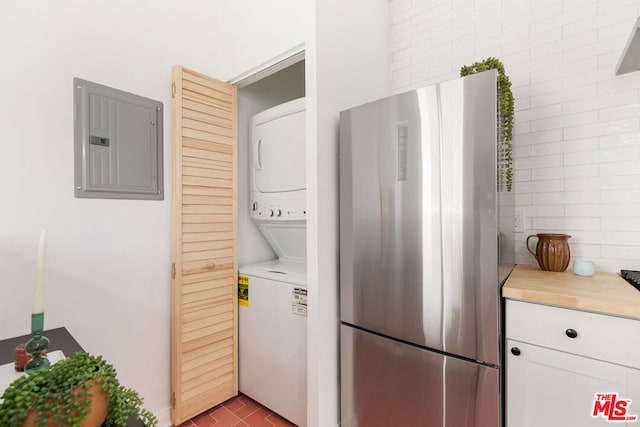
[514,208,525,233]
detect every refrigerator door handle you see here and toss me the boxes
[438,79,467,355]
[416,86,444,350]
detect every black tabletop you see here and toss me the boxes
[0,327,84,364]
[0,327,145,426]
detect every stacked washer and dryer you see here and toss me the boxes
[238,98,307,427]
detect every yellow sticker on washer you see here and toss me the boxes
[238,275,249,307]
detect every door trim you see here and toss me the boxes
[228,44,305,88]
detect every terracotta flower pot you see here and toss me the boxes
[20,379,108,427]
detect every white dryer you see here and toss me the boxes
[249,97,306,263]
[239,97,307,426]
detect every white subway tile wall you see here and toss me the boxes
[389,0,640,272]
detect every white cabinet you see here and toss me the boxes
[506,300,640,427]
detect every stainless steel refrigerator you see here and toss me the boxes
[339,70,515,427]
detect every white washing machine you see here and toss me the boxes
[239,97,307,426]
[238,260,307,426]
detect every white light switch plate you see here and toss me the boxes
[514,208,525,233]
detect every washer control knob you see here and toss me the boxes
[251,202,258,211]
[276,209,282,217]
[269,209,275,217]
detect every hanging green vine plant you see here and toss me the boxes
[460,57,514,192]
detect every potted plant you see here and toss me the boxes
[0,352,158,427]
[460,57,514,192]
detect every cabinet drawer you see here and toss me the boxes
[506,299,640,369]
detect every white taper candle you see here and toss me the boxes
[33,229,47,314]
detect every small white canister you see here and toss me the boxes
[573,260,595,277]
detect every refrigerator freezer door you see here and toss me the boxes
[339,71,499,364]
[340,324,499,427]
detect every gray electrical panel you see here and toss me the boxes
[74,78,163,200]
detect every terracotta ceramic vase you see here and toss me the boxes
[526,233,571,272]
[20,379,108,427]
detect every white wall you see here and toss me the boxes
[215,1,311,82]
[306,1,390,425]
[0,0,307,423]
[388,0,640,272]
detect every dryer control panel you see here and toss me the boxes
[250,190,306,221]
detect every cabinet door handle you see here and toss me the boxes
[510,347,521,356]
[566,328,578,338]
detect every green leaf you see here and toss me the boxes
[0,352,157,427]
[459,57,514,192]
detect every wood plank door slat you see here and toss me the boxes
[183,117,234,138]
[183,107,233,129]
[171,65,238,425]
[182,69,235,96]
[183,146,232,163]
[183,99,233,121]
[183,138,233,155]
[182,80,233,105]
[183,90,232,112]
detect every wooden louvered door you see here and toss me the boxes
[171,65,238,425]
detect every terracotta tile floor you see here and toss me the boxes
[176,393,297,427]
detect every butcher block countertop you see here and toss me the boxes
[502,264,640,320]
